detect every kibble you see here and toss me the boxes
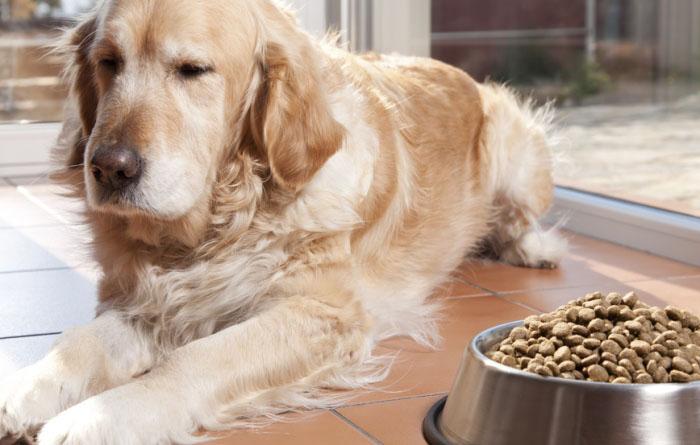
[635,371,654,384]
[573,345,593,358]
[619,307,633,320]
[672,356,693,374]
[565,307,579,322]
[559,360,576,372]
[578,308,596,323]
[539,340,556,356]
[572,325,589,336]
[553,345,571,362]
[630,340,651,356]
[601,351,617,363]
[601,340,622,355]
[581,354,600,367]
[486,292,700,384]
[615,365,632,380]
[587,364,609,382]
[501,355,518,367]
[509,326,529,340]
[588,318,605,333]
[624,320,643,335]
[608,333,629,348]
[671,370,691,383]
[583,338,601,349]
[618,358,636,374]
[552,322,571,338]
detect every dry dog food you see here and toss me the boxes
[486,291,700,383]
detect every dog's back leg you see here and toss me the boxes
[477,83,567,269]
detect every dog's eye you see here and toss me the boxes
[98,58,119,73]
[177,63,212,79]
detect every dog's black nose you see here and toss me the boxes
[91,146,143,189]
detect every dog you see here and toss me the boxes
[0,0,565,443]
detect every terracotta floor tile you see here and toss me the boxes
[457,233,700,293]
[18,183,87,226]
[0,164,52,178]
[431,275,491,299]
[0,334,59,379]
[0,225,95,273]
[503,275,700,314]
[0,184,64,229]
[0,268,96,338]
[4,175,52,186]
[345,296,535,405]
[623,275,700,313]
[339,395,443,445]
[203,411,373,445]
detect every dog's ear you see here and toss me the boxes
[56,16,98,169]
[71,17,99,141]
[249,15,345,192]
[50,15,98,191]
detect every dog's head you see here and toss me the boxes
[60,0,344,221]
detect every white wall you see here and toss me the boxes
[287,0,432,58]
[372,0,431,57]
[287,0,328,36]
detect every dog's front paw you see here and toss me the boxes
[35,398,109,445]
[0,363,72,440]
[37,384,194,445]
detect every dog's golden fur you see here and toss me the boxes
[0,1,565,443]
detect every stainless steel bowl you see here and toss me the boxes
[424,321,700,445]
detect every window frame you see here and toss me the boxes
[548,187,700,267]
[0,122,60,177]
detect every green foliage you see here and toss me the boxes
[492,45,561,85]
[566,59,611,102]
[493,46,611,103]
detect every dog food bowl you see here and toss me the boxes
[423,321,700,445]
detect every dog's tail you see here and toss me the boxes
[476,83,567,268]
[477,83,558,208]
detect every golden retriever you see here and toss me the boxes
[0,0,565,443]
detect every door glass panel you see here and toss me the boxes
[1,0,95,123]
[430,0,700,216]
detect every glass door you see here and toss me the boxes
[354,0,700,218]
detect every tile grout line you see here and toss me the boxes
[457,276,543,313]
[0,266,72,275]
[16,185,74,225]
[0,162,52,167]
[496,298,542,314]
[330,409,383,445]
[4,177,18,187]
[4,175,52,187]
[445,293,495,300]
[0,331,62,341]
[0,223,73,231]
[452,275,498,296]
[339,391,448,410]
[434,277,492,299]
